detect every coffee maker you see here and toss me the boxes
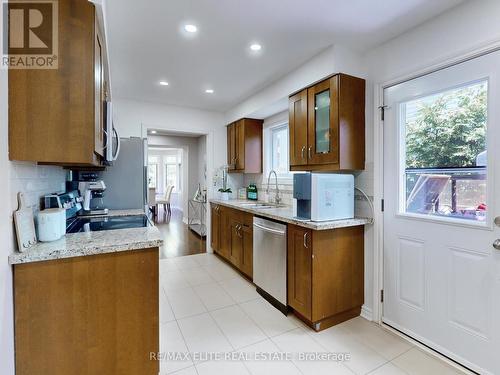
[69,172,109,216]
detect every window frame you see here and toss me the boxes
[396,79,489,226]
[264,121,294,182]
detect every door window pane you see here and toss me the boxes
[402,81,487,221]
[148,164,157,188]
[271,125,289,174]
[315,90,330,154]
[165,164,178,191]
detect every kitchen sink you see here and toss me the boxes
[237,202,285,209]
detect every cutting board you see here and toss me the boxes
[13,192,37,252]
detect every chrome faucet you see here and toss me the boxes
[266,170,281,205]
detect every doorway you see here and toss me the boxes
[147,131,208,258]
[382,50,500,374]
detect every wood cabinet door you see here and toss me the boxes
[94,18,105,158]
[239,221,253,279]
[311,227,364,322]
[218,207,230,260]
[227,123,236,171]
[289,89,308,166]
[235,120,245,170]
[287,225,312,320]
[229,216,243,266]
[307,76,339,165]
[210,204,220,252]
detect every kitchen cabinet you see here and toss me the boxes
[287,224,364,331]
[289,73,365,171]
[9,1,108,166]
[226,118,263,173]
[13,248,159,375]
[211,205,253,279]
[287,225,312,319]
[289,89,308,166]
[210,203,221,252]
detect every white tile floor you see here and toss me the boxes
[159,253,466,375]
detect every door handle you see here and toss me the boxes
[308,146,312,159]
[301,146,306,160]
[493,239,500,251]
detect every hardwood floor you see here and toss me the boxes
[154,207,206,259]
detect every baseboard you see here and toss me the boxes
[360,305,373,321]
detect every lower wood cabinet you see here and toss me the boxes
[13,248,159,375]
[287,224,364,331]
[210,203,221,252]
[211,204,253,279]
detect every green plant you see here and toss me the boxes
[405,83,487,168]
[218,188,232,193]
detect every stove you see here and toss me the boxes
[66,215,151,234]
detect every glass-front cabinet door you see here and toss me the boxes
[307,76,339,165]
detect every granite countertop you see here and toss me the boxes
[210,199,371,230]
[9,210,163,265]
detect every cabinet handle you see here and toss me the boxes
[301,146,306,160]
[308,146,312,159]
[237,224,243,238]
[303,232,308,248]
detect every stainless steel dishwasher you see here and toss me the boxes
[253,216,288,314]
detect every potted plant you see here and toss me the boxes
[218,187,232,201]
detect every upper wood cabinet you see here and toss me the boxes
[227,118,263,173]
[289,73,365,171]
[9,1,108,166]
[289,89,308,167]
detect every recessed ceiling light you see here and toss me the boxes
[205,89,214,94]
[184,24,197,33]
[159,81,169,86]
[150,130,157,134]
[250,43,262,51]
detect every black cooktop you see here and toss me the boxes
[66,215,151,234]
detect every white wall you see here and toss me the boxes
[197,135,207,191]
[365,0,500,83]
[225,44,367,123]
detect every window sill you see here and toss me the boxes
[395,212,492,231]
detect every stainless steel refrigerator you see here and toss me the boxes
[100,137,148,210]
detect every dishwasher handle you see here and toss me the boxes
[253,222,286,236]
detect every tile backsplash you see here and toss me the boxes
[240,167,375,221]
[10,161,66,213]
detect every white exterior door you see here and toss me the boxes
[383,51,500,374]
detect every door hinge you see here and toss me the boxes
[378,105,388,121]
[380,290,384,303]
[381,199,385,212]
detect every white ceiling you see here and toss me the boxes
[105,0,465,113]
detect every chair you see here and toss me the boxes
[148,187,157,217]
[156,185,174,216]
